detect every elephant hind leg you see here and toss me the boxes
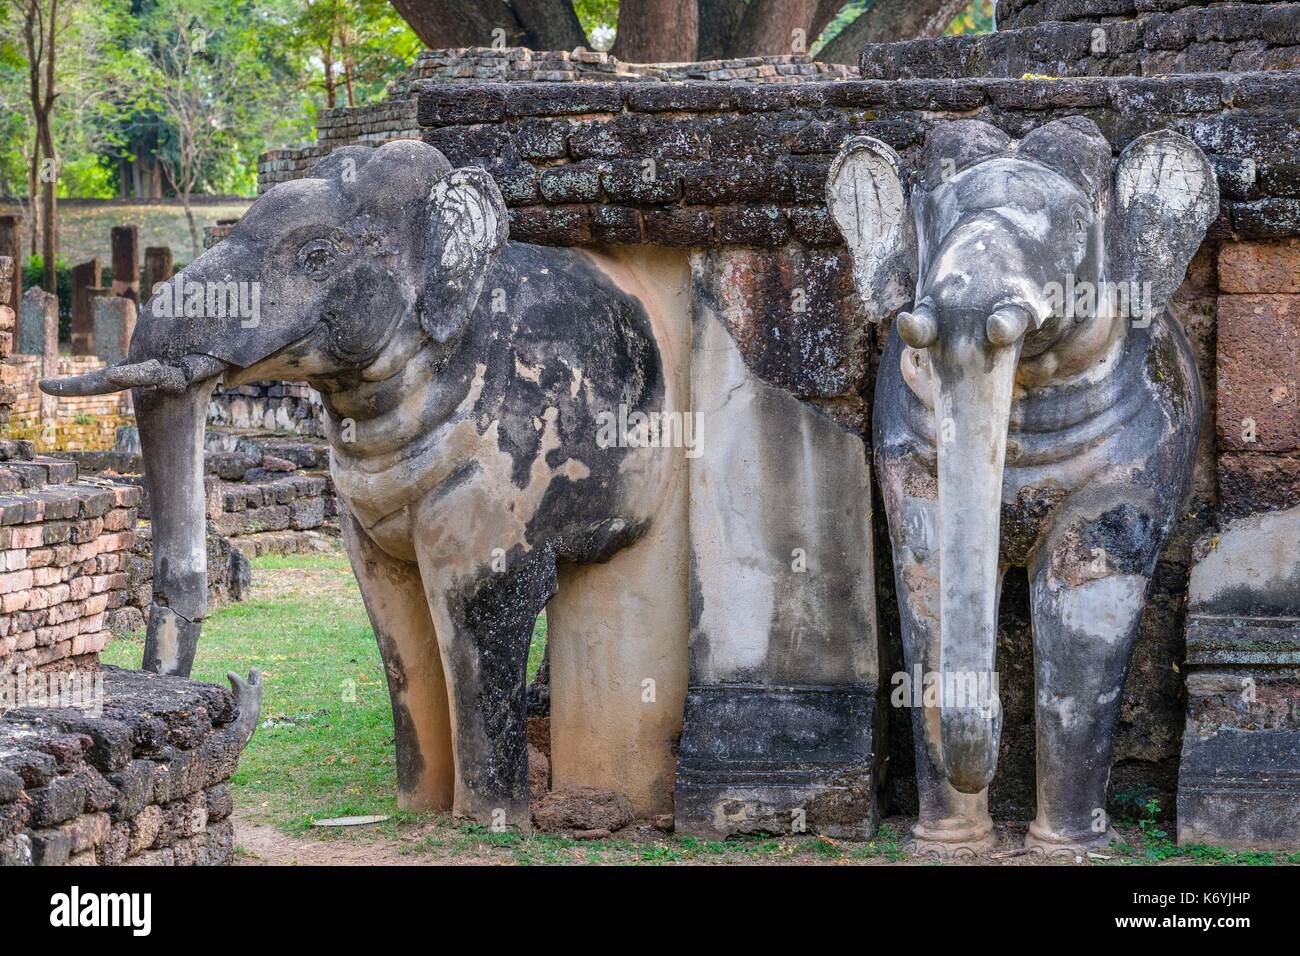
[416,542,555,832]
[342,511,454,812]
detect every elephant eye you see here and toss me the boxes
[297,239,339,280]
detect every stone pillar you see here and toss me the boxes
[70,259,102,355]
[93,295,136,364]
[1177,505,1300,851]
[18,286,56,355]
[1177,238,1300,851]
[674,248,880,840]
[19,288,59,424]
[0,257,14,429]
[110,225,141,303]
[143,245,173,299]
[0,216,20,307]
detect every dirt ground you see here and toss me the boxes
[231,810,1167,867]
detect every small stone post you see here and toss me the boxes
[20,287,59,424]
[110,225,141,304]
[70,259,102,355]
[93,295,137,364]
[0,216,21,308]
[143,246,173,299]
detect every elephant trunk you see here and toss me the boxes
[137,377,218,676]
[927,310,1023,793]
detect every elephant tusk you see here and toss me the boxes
[986,304,1031,348]
[105,359,188,393]
[897,302,939,349]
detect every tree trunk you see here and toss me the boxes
[698,0,747,59]
[39,116,56,294]
[817,0,971,64]
[730,0,821,56]
[182,190,199,261]
[388,0,526,48]
[611,0,699,62]
[27,148,39,259]
[511,0,587,50]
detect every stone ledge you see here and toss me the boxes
[0,665,249,865]
[408,72,1300,248]
[863,4,1300,80]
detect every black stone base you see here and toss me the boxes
[1178,729,1300,851]
[674,683,878,839]
[1177,613,1300,851]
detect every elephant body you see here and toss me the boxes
[829,117,1218,855]
[310,242,677,822]
[44,140,682,827]
[876,303,1202,853]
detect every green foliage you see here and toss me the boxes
[57,156,117,199]
[285,0,422,109]
[1105,792,1289,865]
[947,0,996,36]
[573,0,618,48]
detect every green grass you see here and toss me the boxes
[1101,792,1298,866]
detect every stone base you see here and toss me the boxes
[0,666,251,866]
[1178,727,1300,851]
[1176,505,1300,852]
[674,684,877,839]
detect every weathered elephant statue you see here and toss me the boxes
[43,140,684,829]
[827,117,1218,856]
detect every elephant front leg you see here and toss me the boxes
[416,542,555,832]
[1028,533,1153,856]
[887,493,995,857]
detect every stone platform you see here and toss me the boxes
[0,665,255,866]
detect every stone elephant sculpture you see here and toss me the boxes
[43,140,688,829]
[827,117,1217,856]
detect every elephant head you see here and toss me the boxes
[827,117,1217,793]
[41,140,508,676]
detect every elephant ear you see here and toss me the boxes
[826,136,915,322]
[1107,130,1218,320]
[422,166,508,343]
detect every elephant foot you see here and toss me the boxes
[1024,822,1118,860]
[453,797,532,835]
[907,818,996,859]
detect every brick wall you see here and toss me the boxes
[0,476,139,676]
[258,49,853,194]
[867,2,1300,79]
[1216,239,1300,517]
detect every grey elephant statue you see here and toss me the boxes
[43,139,684,829]
[827,117,1217,856]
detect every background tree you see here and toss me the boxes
[388,0,981,63]
[290,0,420,109]
[0,0,134,280]
[130,0,302,256]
